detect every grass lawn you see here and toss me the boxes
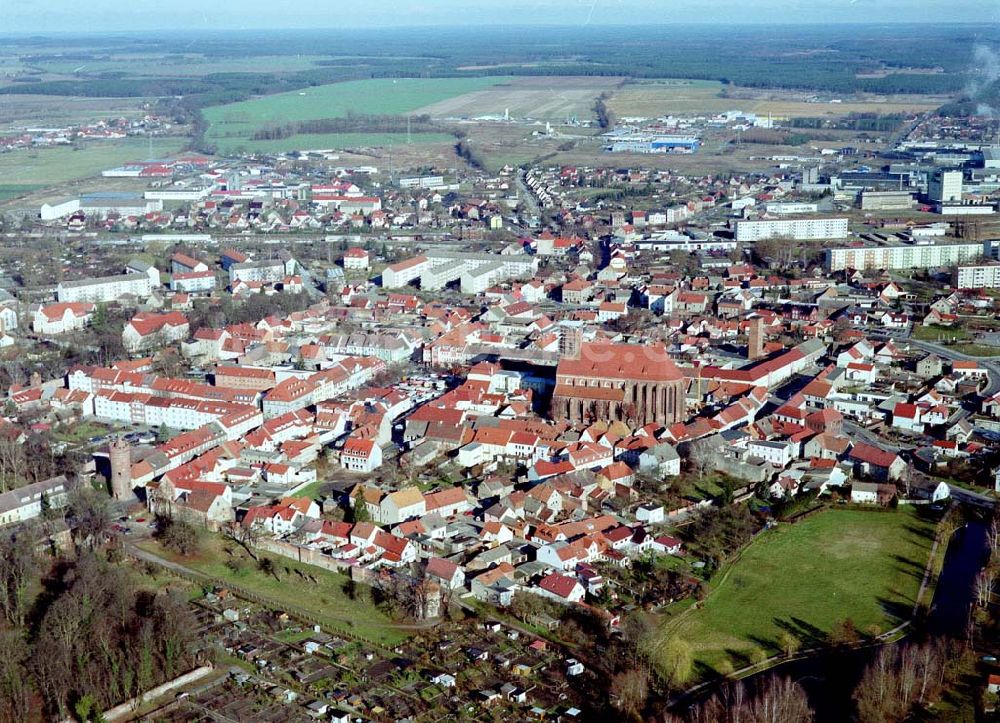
[137,535,408,647]
[50,420,111,444]
[0,137,187,186]
[952,343,1000,357]
[910,325,969,342]
[203,76,510,152]
[661,507,938,675]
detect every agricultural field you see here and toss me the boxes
[22,53,331,79]
[415,76,625,120]
[0,93,150,129]
[203,76,511,153]
[660,507,938,675]
[0,136,186,187]
[221,131,456,154]
[608,79,944,119]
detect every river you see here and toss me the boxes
[671,520,991,721]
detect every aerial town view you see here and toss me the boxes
[2,2,1000,721]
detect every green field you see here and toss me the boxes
[223,131,456,154]
[662,507,937,674]
[910,325,970,342]
[137,535,408,646]
[0,184,41,201]
[203,76,510,152]
[0,137,187,187]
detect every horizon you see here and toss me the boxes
[4,0,998,35]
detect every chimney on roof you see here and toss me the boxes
[747,316,764,361]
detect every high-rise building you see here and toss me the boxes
[928,169,963,203]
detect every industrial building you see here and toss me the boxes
[606,135,700,154]
[859,191,917,212]
[928,169,963,203]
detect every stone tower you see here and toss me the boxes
[558,322,582,360]
[747,316,764,361]
[109,436,133,501]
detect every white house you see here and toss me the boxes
[343,247,370,271]
[32,302,95,335]
[747,440,793,467]
[340,437,382,473]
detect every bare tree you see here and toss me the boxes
[611,667,649,717]
[667,675,812,723]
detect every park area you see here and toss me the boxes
[202,76,510,153]
[136,534,409,647]
[659,506,939,676]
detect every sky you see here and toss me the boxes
[4,0,997,33]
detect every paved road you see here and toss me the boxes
[842,419,913,454]
[908,339,1000,398]
[949,485,997,508]
[515,170,542,221]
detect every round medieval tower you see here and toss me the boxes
[109,436,133,501]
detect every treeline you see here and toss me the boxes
[666,638,961,722]
[735,129,815,146]
[789,113,907,131]
[187,290,313,330]
[250,112,442,141]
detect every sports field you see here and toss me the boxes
[203,76,511,152]
[659,507,937,674]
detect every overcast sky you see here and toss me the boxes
[4,0,997,33]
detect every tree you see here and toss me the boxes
[223,521,259,561]
[610,667,648,717]
[0,629,31,721]
[156,517,201,557]
[853,640,946,722]
[65,486,111,550]
[650,636,693,688]
[347,501,371,524]
[828,618,861,648]
[668,675,813,723]
[257,556,279,581]
[0,525,37,626]
[779,631,801,658]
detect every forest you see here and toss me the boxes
[0,497,200,721]
[3,24,996,107]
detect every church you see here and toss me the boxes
[551,341,687,426]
